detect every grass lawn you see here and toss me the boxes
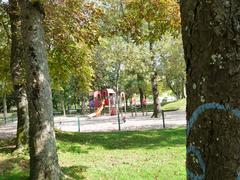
[0,128,186,180]
[162,99,186,111]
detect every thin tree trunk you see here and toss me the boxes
[9,0,29,149]
[3,93,7,124]
[166,77,180,99]
[61,100,66,116]
[181,1,240,179]
[181,78,185,99]
[139,87,144,108]
[19,0,61,179]
[137,74,144,108]
[149,41,160,118]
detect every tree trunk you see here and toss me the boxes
[137,74,144,108]
[125,98,128,108]
[139,88,143,108]
[19,0,61,179]
[61,100,66,116]
[181,78,186,99]
[149,41,160,118]
[9,0,29,149]
[3,92,7,124]
[181,1,240,179]
[166,77,180,99]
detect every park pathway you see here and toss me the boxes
[0,110,186,139]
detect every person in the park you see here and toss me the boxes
[142,96,147,116]
[131,95,137,116]
[89,99,94,113]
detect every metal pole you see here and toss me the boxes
[78,117,80,132]
[161,110,165,128]
[117,111,121,131]
[116,62,121,131]
[116,93,121,131]
[108,95,111,115]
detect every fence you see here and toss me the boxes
[54,110,186,133]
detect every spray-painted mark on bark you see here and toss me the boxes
[188,103,225,135]
[237,172,240,180]
[187,102,240,179]
[187,146,205,180]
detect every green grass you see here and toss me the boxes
[0,128,186,180]
[162,99,186,111]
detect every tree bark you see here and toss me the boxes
[139,87,144,108]
[137,74,144,108]
[18,0,61,179]
[61,100,66,116]
[181,78,186,99]
[149,41,160,118]
[181,1,240,179]
[9,0,29,149]
[3,92,7,124]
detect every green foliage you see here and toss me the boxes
[92,36,152,98]
[0,9,12,97]
[45,1,103,93]
[155,34,186,99]
[44,0,106,108]
[0,6,20,116]
[119,0,181,44]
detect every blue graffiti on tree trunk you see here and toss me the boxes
[187,102,240,180]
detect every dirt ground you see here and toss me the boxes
[0,111,186,140]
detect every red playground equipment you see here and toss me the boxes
[89,88,126,117]
[101,89,116,115]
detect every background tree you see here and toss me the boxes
[119,0,180,117]
[156,33,185,99]
[93,36,151,104]
[181,0,240,179]
[0,6,12,123]
[45,0,103,111]
[8,0,29,149]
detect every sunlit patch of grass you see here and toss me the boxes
[162,98,186,111]
[0,128,186,179]
[56,128,186,179]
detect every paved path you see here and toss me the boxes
[0,111,186,139]
[0,121,17,139]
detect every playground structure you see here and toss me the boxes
[88,88,126,117]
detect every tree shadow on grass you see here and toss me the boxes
[62,165,87,179]
[0,155,88,180]
[0,139,16,154]
[0,157,29,180]
[57,141,90,154]
[56,128,186,150]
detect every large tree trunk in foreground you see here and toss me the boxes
[181,1,240,179]
[9,0,29,149]
[19,0,61,179]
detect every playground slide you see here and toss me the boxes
[88,101,105,118]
